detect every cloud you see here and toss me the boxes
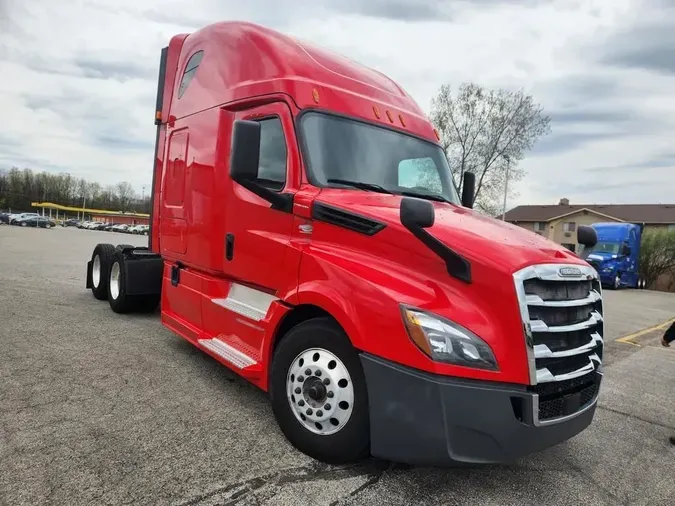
[1,0,674,207]
[597,2,675,75]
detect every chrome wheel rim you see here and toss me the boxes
[92,255,101,288]
[110,261,121,300]
[286,347,354,436]
[614,275,620,289]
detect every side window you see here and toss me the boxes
[257,117,287,190]
[177,50,204,99]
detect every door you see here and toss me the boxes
[223,101,301,295]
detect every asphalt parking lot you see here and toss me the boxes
[1,225,674,506]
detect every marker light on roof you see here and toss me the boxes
[399,114,406,127]
[434,128,440,140]
[312,88,320,103]
[373,105,381,119]
[386,110,393,123]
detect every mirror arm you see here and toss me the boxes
[400,198,472,283]
[238,180,294,213]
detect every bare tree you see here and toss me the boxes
[430,83,551,215]
[116,181,135,212]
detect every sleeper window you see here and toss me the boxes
[178,51,204,98]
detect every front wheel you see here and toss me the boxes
[613,274,621,290]
[269,318,370,464]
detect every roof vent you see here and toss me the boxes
[558,198,570,206]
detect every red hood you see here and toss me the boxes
[316,190,583,273]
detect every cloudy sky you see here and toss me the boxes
[1,0,674,207]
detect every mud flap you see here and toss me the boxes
[85,260,93,289]
[123,256,163,296]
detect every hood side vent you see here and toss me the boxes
[312,202,386,236]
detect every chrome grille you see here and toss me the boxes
[513,263,603,418]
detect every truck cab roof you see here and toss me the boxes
[162,21,437,143]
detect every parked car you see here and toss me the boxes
[128,225,148,234]
[16,216,56,228]
[62,219,81,227]
[0,212,12,224]
[9,212,40,225]
[111,224,130,233]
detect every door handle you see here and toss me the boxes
[171,262,183,286]
[225,233,235,261]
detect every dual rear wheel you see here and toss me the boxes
[89,243,159,313]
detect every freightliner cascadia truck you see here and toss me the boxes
[586,222,643,289]
[85,21,603,466]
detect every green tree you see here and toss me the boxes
[639,229,675,289]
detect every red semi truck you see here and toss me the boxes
[86,21,604,466]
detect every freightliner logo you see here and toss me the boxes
[558,267,583,277]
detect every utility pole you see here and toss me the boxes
[501,155,510,221]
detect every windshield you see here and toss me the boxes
[299,111,460,204]
[589,241,620,255]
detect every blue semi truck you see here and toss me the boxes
[584,222,643,289]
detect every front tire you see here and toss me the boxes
[269,318,370,464]
[613,274,621,290]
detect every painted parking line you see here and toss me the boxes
[615,317,675,346]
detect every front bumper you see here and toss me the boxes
[361,354,600,466]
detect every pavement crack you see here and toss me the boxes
[598,405,675,430]
[175,460,390,506]
[328,461,392,506]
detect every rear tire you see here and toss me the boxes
[107,251,134,314]
[107,251,160,314]
[90,243,115,300]
[269,318,370,464]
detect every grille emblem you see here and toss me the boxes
[558,267,582,277]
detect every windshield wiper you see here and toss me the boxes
[399,190,451,204]
[326,179,393,195]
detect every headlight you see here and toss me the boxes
[400,306,498,371]
[602,267,613,273]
